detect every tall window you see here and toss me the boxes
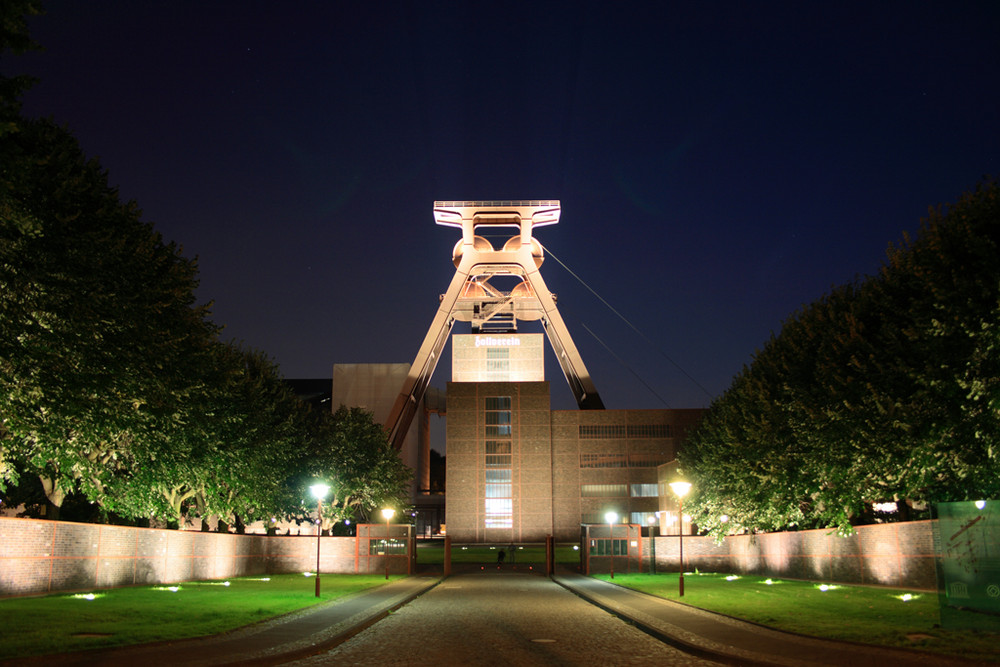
[484,397,512,529]
[486,348,510,381]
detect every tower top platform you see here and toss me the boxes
[433,200,561,229]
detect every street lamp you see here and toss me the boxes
[668,480,692,597]
[604,511,618,579]
[381,508,395,580]
[648,514,658,574]
[309,483,330,598]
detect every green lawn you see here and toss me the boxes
[4,560,997,663]
[597,572,999,663]
[0,573,399,660]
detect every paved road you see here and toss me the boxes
[290,572,718,666]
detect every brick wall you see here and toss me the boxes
[647,520,937,590]
[0,518,412,597]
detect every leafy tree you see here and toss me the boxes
[293,405,412,532]
[0,0,42,135]
[0,115,218,518]
[683,179,1000,537]
[95,343,308,530]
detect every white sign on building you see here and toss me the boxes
[452,334,544,382]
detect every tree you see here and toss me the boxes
[0,116,218,518]
[682,179,1000,537]
[0,0,42,136]
[294,405,411,532]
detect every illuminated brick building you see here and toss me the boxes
[341,201,703,543]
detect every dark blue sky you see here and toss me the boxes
[8,1,999,411]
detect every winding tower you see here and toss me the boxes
[386,200,604,450]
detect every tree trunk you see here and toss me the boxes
[39,475,66,521]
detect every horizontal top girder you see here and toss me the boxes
[434,200,560,229]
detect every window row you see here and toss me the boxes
[484,396,512,410]
[579,453,669,468]
[589,538,629,556]
[579,424,673,439]
[485,498,512,529]
[581,484,660,498]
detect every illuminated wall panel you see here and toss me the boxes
[452,334,544,382]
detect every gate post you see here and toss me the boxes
[444,535,452,576]
[545,534,554,575]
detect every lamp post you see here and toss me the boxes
[309,483,330,598]
[648,514,658,574]
[604,511,618,579]
[381,508,395,580]
[668,481,692,597]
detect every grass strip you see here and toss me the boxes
[596,572,998,663]
[0,573,398,660]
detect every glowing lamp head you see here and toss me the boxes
[309,483,330,500]
[604,511,618,524]
[669,481,692,498]
[381,508,395,521]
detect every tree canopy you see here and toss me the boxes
[681,179,1000,537]
[1,5,412,528]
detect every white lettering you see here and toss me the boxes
[474,336,522,348]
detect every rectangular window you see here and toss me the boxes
[588,538,628,556]
[579,453,627,469]
[579,425,627,439]
[485,397,511,410]
[485,498,512,528]
[578,424,672,439]
[485,469,511,484]
[581,484,627,498]
[485,454,511,468]
[627,424,672,438]
[484,396,512,530]
[631,511,656,525]
[627,453,668,468]
[630,484,658,497]
[485,411,511,425]
[485,440,511,454]
[368,538,406,555]
[485,483,511,498]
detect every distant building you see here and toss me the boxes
[446,374,703,542]
[328,201,705,542]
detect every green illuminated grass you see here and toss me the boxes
[0,573,399,660]
[596,572,999,663]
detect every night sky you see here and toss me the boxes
[7,2,999,416]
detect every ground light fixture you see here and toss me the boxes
[309,483,330,597]
[381,508,395,580]
[668,480,692,597]
[604,511,618,579]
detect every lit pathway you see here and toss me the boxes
[289,571,718,666]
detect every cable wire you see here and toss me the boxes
[580,322,673,408]
[542,244,715,402]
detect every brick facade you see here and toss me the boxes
[445,380,705,543]
[632,521,938,590]
[0,518,412,597]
